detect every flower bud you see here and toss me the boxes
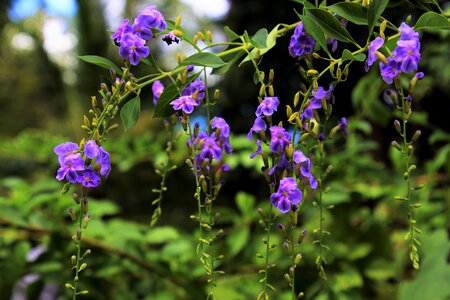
[379,20,388,39]
[68,208,77,222]
[295,253,303,264]
[286,105,293,118]
[71,255,77,265]
[175,16,182,27]
[391,141,402,151]
[411,130,421,142]
[375,51,388,65]
[307,69,319,76]
[82,198,88,214]
[298,229,307,244]
[407,145,414,156]
[293,91,300,107]
[82,249,91,258]
[214,89,220,101]
[206,30,212,43]
[268,85,275,97]
[83,214,91,229]
[79,263,87,272]
[278,223,287,239]
[193,35,198,44]
[394,120,402,134]
[197,31,205,41]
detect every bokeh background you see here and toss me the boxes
[0,0,449,299]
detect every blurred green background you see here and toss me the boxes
[0,0,449,299]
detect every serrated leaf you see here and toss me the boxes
[153,73,201,118]
[367,0,389,36]
[306,8,358,45]
[300,14,330,56]
[328,2,368,25]
[78,55,122,75]
[120,96,140,130]
[251,28,268,49]
[341,49,366,62]
[179,52,226,68]
[414,11,450,31]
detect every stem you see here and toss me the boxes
[263,203,273,297]
[290,216,296,300]
[72,191,87,299]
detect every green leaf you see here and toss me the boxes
[153,73,201,118]
[235,192,255,216]
[306,8,358,45]
[224,26,240,41]
[367,0,389,36]
[120,96,140,130]
[300,14,330,56]
[78,55,122,75]
[146,226,180,244]
[211,50,246,75]
[240,24,280,66]
[227,226,250,257]
[291,0,315,9]
[414,11,450,31]
[341,49,366,62]
[179,52,226,68]
[251,28,268,49]
[328,2,368,25]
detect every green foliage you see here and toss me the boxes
[120,96,141,130]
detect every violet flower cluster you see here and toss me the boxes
[112,6,167,65]
[189,117,232,173]
[170,78,206,114]
[300,85,334,120]
[366,23,422,84]
[247,95,317,213]
[54,140,111,188]
[288,22,315,58]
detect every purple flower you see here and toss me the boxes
[289,22,315,58]
[182,79,206,103]
[380,57,401,84]
[250,140,262,159]
[379,23,421,83]
[269,126,291,153]
[135,6,167,33]
[199,136,222,161]
[84,140,99,159]
[211,117,233,154]
[118,33,149,66]
[365,37,384,72]
[132,19,154,41]
[152,80,164,104]
[268,154,291,176]
[293,150,317,190]
[211,117,230,139]
[327,37,338,52]
[300,85,333,120]
[270,177,303,213]
[247,117,267,140]
[255,96,280,117]
[162,31,180,45]
[111,19,132,44]
[54,142,79,162]
[186,65,194,73]
[338,117,348,137]
[77,167,101,188]
[96,147,111,177]
[56,153,85,183]
[415,72,424,80]
[170,95,198,114]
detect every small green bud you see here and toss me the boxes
[295,253,303,265]
[411,130,421,142]
[391,141,402,151]
[394,120,402,134]
[71,255,77,265]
